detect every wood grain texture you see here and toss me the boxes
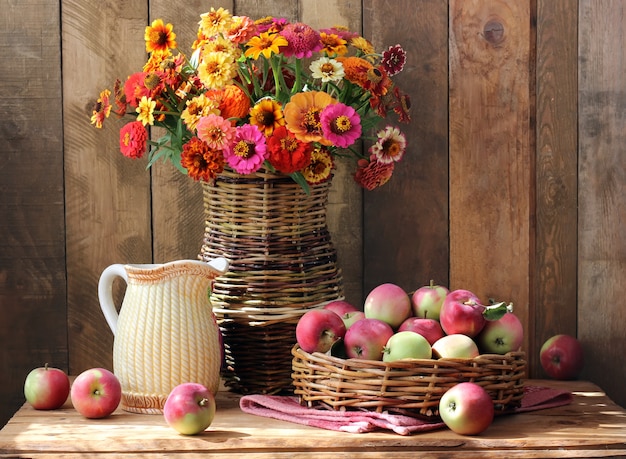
[449,0,532,354]
[62,0,152,375]
[577,0,626,410]
[533,0,578,378]
[363,0,450,296]
[0,0,67,429]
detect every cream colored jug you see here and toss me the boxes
[98,258,228,414]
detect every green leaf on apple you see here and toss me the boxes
[482,301,513,321]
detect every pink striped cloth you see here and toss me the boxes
[239,385,573,435]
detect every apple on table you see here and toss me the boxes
[540,334,584,380]
[70,367,121,419]
[24,363,71,410]
[439,382,495,435]
[164,382,216,435]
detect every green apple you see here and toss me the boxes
[432,334,479,359]
[383,331,432,362]
[411,280,449,320]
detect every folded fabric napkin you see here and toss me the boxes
[239,385,573,436]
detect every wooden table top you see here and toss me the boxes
[1,379,625,458]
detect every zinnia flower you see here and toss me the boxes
[320,103,361,148]
[319,32,348,56]
[244,32,288,60]
[392,87,412,123]
[255,16,288,34]
[224,124,267,174]
[196,114,236,150]
[284,91,337,145]
[90,89,112,128]
[369,126,407,164]
[249,98,285,136]
[354,155,395,190]
[206,85,251,121]
[119,121,148,159]
[350,36,376,57]
[381,44,406,76]
[267,126,311,174]
[181,93,220,132]
[302,146,334,184]
[136,96,156,126]
[199,7,232,36]
[309,57,344,83]
[144,19,177,55]
[279,22,323,58]
[225,16,258,44]
[336,56,373,88]
[197,51,237,89]
[123,72,151,107]
[181,137,225,182]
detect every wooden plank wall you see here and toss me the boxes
[1,0,625,428]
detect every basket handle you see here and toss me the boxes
[97,264,128,336]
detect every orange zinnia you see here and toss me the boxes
[144,19,177,55]
[283,91,337,145]
[206,85,251,122]
[336,56,372,88]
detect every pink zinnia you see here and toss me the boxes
[123,72,150,108]
[196,114,236,150]
[369,126,407,164]
[320,103,361,148]
[279,22,323,58]
[224,124,268,174]
[119,121,148,159]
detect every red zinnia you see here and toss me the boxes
[267,126,311,174]
[354,155,395,190]
[180,137,225,182]
[119,121,148,159]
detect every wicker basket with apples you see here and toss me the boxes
[291,283,527,417]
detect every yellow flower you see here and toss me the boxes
[244,32,288,60]
[136,96,156,126]
[249,98,285,136]
[197,51,237,89]
[199,7,232,36]
[144,19,176,55]
[181,94,220,132]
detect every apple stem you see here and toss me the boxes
[199,398,209,407]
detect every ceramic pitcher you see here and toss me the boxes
[98,258,228,414]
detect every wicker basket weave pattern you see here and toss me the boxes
[291,345,526,417]
[200,170,344,394]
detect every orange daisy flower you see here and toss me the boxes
[144,19,177,55]
[283,91,337,145]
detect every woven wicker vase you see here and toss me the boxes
[98,258,228,414]
[199,169,344,394]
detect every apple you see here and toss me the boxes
[296,309,346,354]
[383,331,432,362]
[398,317,445,345]
[363,283,412,329]
[70,368,121,418]
[476,312,524,354]
[540,334,584,380]
[163,382,216,435]
[439,289,486,338]
[23,364,71,410]
[342,310,366,329]
[432,334,480,359]
[411,280,449,320]
[324,300,359,316]
[344,318,394,360]
[439,382,494,435]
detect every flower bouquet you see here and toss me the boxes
[91,7,411,394]
[91,7,410,192]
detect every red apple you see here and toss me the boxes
[344,318,394,360]
[411,280,449,320]
[540,334,584,380]
[23,364,70,410]
[439,289,486,337]
[398,317,445,345]
[432,334,480,359]
[439,382,494,435]
[70,368,121,419]
[324,300,359,316]
[296,309,346,354]
[383,331,432,361]
[363,283,412,329]
[476,312,524,354]
[163,382,216,435]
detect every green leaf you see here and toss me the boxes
[482,302,513,321]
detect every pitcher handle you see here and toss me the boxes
[97,264,128,336]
